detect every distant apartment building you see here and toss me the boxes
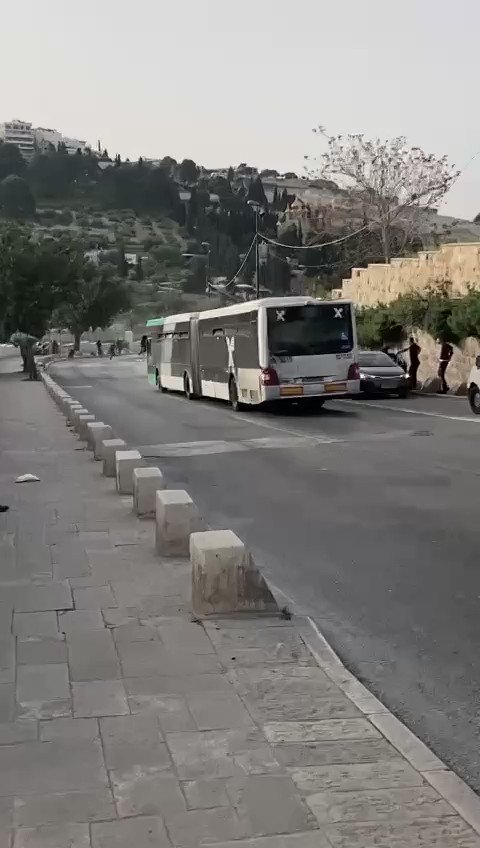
[0,119,35,159]
[34,127,86,155]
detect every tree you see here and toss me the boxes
[227,166,234,183]
[312,131,459,262]
[247,175,267,207]
[0,176,35,219]
[0,142,25,181]
[55,261,130,350]
[179,158,198,184]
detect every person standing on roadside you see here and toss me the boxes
[401,336,421,390]
[438,338,453,394]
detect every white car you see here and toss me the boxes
[467,356,480,414]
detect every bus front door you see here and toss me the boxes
[189,317,202,397]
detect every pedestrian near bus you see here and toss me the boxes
[401,336,421,390]
[437,338,453,394]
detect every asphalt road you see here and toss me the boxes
[51,355,480,790]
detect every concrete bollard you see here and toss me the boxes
[77,414,96,440]
[133,467,165,517]
[67,404,83,425]
[88,423,114,459]
[115,450,145,495]
[72,407,89,429]
[191,529,279,616]
[155,490,203,557]
[102,439,127,477]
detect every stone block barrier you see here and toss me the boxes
[155,490,203,557]
[115,449,145,495]
[102,439,127,477]
[133,466,165,517]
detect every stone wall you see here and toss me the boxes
[338,241,480,391]
[341,242,480,307]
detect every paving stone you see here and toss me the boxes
[124,673,232,697]
[40,718,99,742]
[187,690,254,731]
[111,769,186,818]
[73,587,117,610]
[99,714,169,773]
[167,729,281,780]
[91,816,170,848]
[183,778,231,810]
[17,665,69,704]
[272,738,404,768]
[112,623,157,643]
[73,681,128,717]
[167,806,247,846]
[0,638,14,684]
[202,835,331,848]
[0,737,107,795]
[245,692,360,723]
[16,701,71,722]
[14,787,116,826]
[128,693,196,731]
[264,719,381,744]
[52,560,91,581]
[67,631,120,681]
[117,641,221,678]
[290,760,424,794]
[227,774,316,837]
[306,785,455,824]
[0,721,37,745]
[14,614,59,639]
[58,610,104,634]
[102,609,138,629]
[324,818,480,847]
[0,797,13,848]
[78,531,113,550]
[157,620,215,655]
[13,823,90,848]
[17,640,67,666]
[13,583,72,613]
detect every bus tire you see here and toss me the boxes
[229,378,241,412]
[156,370,167,393]
[184,373,194,400]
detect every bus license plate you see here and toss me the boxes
[280,386,304,396]
[325,382,347,393]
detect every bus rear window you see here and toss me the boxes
[267,304,353,357]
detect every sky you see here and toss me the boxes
[2,0,480,219]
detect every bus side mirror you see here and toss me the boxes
[476,355,480,369]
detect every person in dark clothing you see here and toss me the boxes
[96,340,103,357]
[437,339,453,393]
[109,343,116,360]
[401,336,421,389]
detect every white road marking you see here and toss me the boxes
[66,385,92,389]
[139,434,338,458]
[337,398,480,424]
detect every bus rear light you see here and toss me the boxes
[347,362,360,380]
[260,367,279,386]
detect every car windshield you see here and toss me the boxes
[267,304,353,357]
[358,351,398,368]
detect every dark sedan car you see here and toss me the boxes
[358,351,409,397]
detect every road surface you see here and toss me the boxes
[51,355,480,791]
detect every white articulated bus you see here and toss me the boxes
[146,296,360,410]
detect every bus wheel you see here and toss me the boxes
[184,373,194,400]
[156,371,167,393]
[229,379,241,412]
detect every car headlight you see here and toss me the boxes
[359,372,367,379]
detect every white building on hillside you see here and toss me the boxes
[35,127,86,155]
[0,120,35,159]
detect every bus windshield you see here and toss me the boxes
[267,303,353,357]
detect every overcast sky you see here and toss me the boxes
[2,0,479,218]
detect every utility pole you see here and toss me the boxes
[247,200,261,298]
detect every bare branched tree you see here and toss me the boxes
[308,130,460,262]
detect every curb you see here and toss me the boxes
[299,616,480,836]
[39,368,480,836]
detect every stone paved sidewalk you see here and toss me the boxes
[0,368,480,847]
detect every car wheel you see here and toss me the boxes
[229,378,241,412]
[469,385,480,414]
[397,389,408,399]
[184,373,194,400]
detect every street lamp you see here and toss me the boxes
[247,200,261,298]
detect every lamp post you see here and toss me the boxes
[247,200,261,298]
